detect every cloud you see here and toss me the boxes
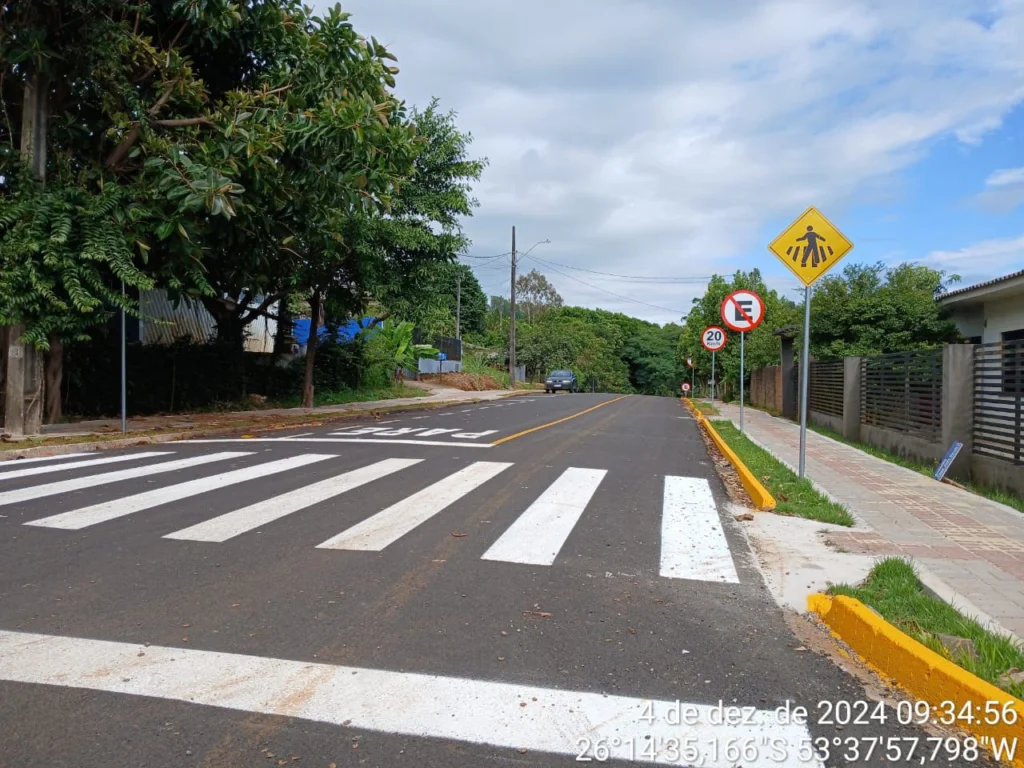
[921,233,1024,284]
[974,166,1024,211]
[326,0,1024,324]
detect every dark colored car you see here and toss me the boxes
[544,369,578,393]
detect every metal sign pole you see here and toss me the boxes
[120,280,127,434]
[711,351,716,402]
[798,285,812,477]
[740,331,745,433]
[691,365,695,398]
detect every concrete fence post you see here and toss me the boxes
[842,356,862,442]
[941,344,975,480]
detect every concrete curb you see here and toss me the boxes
[809,593,1024,762]
[0,391,531,460]
[683,399,776,511]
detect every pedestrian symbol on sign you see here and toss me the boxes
[788,225,834,268]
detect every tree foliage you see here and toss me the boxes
[515,269,563,323]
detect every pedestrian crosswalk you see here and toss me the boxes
[1,450,742,583]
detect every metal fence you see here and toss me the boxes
[974,340,1024,464]
[808,360,844,417]
[860,349,943,440]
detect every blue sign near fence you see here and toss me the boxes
[933,441,964,482]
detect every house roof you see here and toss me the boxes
[937,269,1024,305]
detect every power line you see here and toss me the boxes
[521,254,687,316]
[460,251,512,261]
[524,254,712,283]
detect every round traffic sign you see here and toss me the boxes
[681,382,691,393]
[721,290,765,333]
[701,326,727,352]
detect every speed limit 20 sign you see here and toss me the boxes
[701,326,726,352]
[721,290,765,333]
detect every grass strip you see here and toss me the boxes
[695,401,720,416]
[830,558,1024,698]
[808,423,1024,515]
[709,419,854,526]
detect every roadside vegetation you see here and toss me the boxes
[693,400,720,416]
[808,423,1024,515]
[830,558,1024,698]
[710,420,854,526]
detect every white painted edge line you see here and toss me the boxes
[178,438,493,448]
[280,432,314,439]
[165,458,422,542]
[26,454,334,531]
[0,630,820,768]
[660,476,740,583]
[0,451,171,482]
[0,452,253,508]
[482,468,607,565]
[317,461,513,551]
[0,452,91,467]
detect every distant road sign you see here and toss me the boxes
[721,290,765,333]
[701,326,726,352]
[768,206,853,286]
[681,382,691,393]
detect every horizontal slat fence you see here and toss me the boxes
[860,349,942,440]
[974,340,1024,465]
[809,360,844,417]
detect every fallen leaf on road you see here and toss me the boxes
[231,603,241,608]
[793,646,807,652]
[628,627,636,634]
[523,610,553,620]
[517,748,528,754]
[450,532,468,538]
[734,513,754,521]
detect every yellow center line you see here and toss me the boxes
[490,396,630,446]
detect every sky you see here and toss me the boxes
[326,0,1024,325]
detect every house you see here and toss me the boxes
[937,270,1024,345]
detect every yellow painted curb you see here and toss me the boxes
[810,594,1024,762]
[685,400,775,511]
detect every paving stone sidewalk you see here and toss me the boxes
[715,402,1024,639]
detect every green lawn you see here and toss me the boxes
[276,384,429,408]
[830,558,1024,698]
[710,420,854,526]
[807,423,1024,515]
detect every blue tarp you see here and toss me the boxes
[293,317,377,345]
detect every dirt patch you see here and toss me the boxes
[422,372,504,391]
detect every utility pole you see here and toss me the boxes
[509,226,517,385]
[4,69,48,437]
[455,272,462,341]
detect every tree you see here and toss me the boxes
[515,269,563,322]
[678,269,801,396]
[810,262,961,357]
[364,102,487,330]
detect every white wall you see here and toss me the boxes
[982,295,1024,343]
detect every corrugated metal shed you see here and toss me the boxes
[138,291,277,353]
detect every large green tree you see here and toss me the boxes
[1,0,419,421]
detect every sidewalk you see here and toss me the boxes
[714,402,1024,640]
[2,386,528,454]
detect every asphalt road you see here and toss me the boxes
[0,393,978,767]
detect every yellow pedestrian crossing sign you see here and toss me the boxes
[768,206,854,286]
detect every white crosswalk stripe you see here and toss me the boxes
[316,461,513,551]
[0,452,91,467]
[0,452,250,508]
[660,476,739,583]
[7,451,742,582]
[482,467,606,566]
[165,458,422,542]
[0,451,170,482]
[26,454,334,531]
